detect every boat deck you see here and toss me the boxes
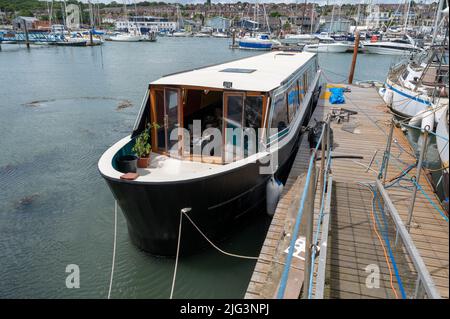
[245,84,449,299]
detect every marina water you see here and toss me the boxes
[0,38,407,298]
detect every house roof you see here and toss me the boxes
[16,16,38,22]
[151,51,316,92]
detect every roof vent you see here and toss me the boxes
[220,68,256,74]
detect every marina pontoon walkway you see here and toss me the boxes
[245,84,449,299]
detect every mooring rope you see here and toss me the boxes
[168,208,309,298]
[108,200,118,299]
[169,209,183,299]
[182,210,259,261]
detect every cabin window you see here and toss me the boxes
[224,93,245,162]
[244,95,263,130]
[164,88,180,154]
[154,89,166,151]
[271,93,288,133]
[183,89,223,162]
[303,72,309,94]
[401,69,409,81]
[244,95,263,157]
[298,79,304,105]
[287,83,299,123]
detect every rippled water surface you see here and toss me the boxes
[0,38,400,298]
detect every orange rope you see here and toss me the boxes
[369,191,399,299]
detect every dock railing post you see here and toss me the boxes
[406,128,429,231]
[23,18,30,49]
[380,118,395,184]
[302,154,316,299]
[348,31,360,84]
[319,123,327,206]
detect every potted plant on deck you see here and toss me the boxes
[132,123,159,168]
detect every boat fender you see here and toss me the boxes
[384,89,393,107]
[266,177,283,216]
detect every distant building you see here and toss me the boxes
[237,19,260,30]
[180,19,202,32]
[12,16,38,30]
[115,16,177,32]
[206,16,231,32]
[320,16,351,33]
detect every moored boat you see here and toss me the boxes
[238,34,279,50]
[98,51,321,256]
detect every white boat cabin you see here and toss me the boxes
[132,51,319,165]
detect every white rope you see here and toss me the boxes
[168,208,309,297]
[170,209,183,299]
[107,200,118,299]
[181,210,259,260]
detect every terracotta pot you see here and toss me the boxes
[137,156,150,168]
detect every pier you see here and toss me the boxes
[245,83,449,299]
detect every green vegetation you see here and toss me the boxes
[270,12,281,18]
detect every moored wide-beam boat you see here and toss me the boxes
[98,52,321,256]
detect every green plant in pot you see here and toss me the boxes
[132,125,152,168]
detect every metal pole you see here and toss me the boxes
[348,31,360,84]
[319,123,327,206]
[380,118,395,184]
[431,0,444,46]
[406,129,429,231]
[23,18,30,49]
[303,155,316,299]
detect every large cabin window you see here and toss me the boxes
[224,93,245,162]
[271,93,288,133]
[287,83,300,123]
[298,79,304,105]
[244,95,263,157]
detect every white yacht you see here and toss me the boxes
[303,36,353,53]
[363,37,422,55]
[108,32,143,42]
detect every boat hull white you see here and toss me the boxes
[303,43,351,53]
[381,78,432,118]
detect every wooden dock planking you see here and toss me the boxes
[245,84,449,299]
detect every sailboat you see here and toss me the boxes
[363,0,421,55]
[238,2,279,50]
[303,5,353,53]
[109,1,145,42]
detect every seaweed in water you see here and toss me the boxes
[15,193,40,210]
[116,100,133,110]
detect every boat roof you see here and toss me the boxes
[150,51,316,92]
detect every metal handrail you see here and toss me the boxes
[276,123,326,299]
[376,179,441,299]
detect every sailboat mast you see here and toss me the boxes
[404,0,411,33]
[431,0,445,45]
[301,0,307,34]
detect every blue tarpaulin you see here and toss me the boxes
[329,88,345,104]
